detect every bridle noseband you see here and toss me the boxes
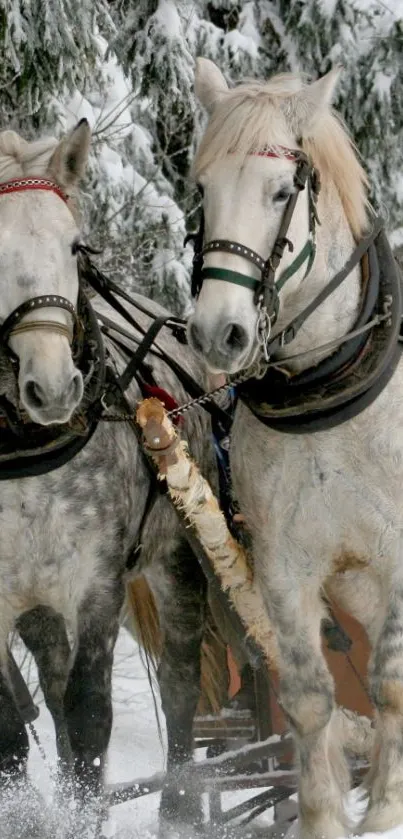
[186,146,320,353]
[0,178,78,352]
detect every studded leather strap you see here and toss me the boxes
[0,295,77,347]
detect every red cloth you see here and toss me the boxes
[140,383,184,426]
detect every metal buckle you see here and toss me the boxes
[256,302,273,362]
[100,391,111,412]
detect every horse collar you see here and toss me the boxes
[239,228,403,433]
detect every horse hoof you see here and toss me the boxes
[358,800,403,834]
[160,785,203,829]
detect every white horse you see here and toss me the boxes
[0,122,221,838]
[188,57,403,839]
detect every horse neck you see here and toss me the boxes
[277,184,362,374]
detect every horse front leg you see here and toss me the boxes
[260,578,351,839]
[146,540,207,833]
[0,668,29,783]
[359,587,403,833]
[0,641,48,838]
[63,579,124,816]
[17,606,73,769]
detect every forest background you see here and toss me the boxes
[1,0,402,313]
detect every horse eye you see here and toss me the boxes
[197,183,204,197]
[273,188,291,203]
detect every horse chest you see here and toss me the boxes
[230,404,402,572]
[0,480,109,619]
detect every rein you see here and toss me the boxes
[262,216,385,358]
[0,169,400,461]
[0,173,232,469]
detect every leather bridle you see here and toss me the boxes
[186,146,321,350]
[0,178,78,353]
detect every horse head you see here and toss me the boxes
[0,120,91,425]
[188,58,368,376]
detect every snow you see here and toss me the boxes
[390,226,403,249]
[223,28,259,61]
[374,71,393,98]
[354,0,403,22]
[19,628,403,838]
[26,629,164,838]
[154,0,183,39]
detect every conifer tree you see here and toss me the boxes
[0,0,112,133]
[257,0,403,228]
[0,0,401,311]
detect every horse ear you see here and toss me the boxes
[289,66,342,136]
[47,119,91,190]
[195,57,228,113]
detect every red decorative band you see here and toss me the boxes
[0,178,68,203]
[253,145,301,160]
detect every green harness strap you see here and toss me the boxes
[275,238,316,291]
[200,238,316,294]
[199,267,259,290]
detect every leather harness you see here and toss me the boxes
[186,146,403,432]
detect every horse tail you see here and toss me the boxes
[126,575,228,713]
[126,575,162,666]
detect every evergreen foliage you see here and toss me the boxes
[0,0,401,312]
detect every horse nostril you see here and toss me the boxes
[222,323,248,351]
[23,372,83,413]
[68,371,83,405]
[24,379,45,410]
[189,321,205,353]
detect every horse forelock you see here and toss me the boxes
[0,130,58,181]
[194,74,369,239]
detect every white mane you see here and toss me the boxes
[194,74,369,239]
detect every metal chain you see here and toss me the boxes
[28,720,48,764]
[99,308,392,425]
[99,361,265,424]
[166,363,262,421]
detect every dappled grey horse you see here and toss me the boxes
[0,122,216,836]
[188,58,403,838]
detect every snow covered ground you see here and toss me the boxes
[21,628,403,839]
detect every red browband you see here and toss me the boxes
[253,145,300,160]
[0,178,68,203]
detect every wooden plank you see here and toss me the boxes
[215,786,292,825]
[194,717,256,738]
[193,736,294,777]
